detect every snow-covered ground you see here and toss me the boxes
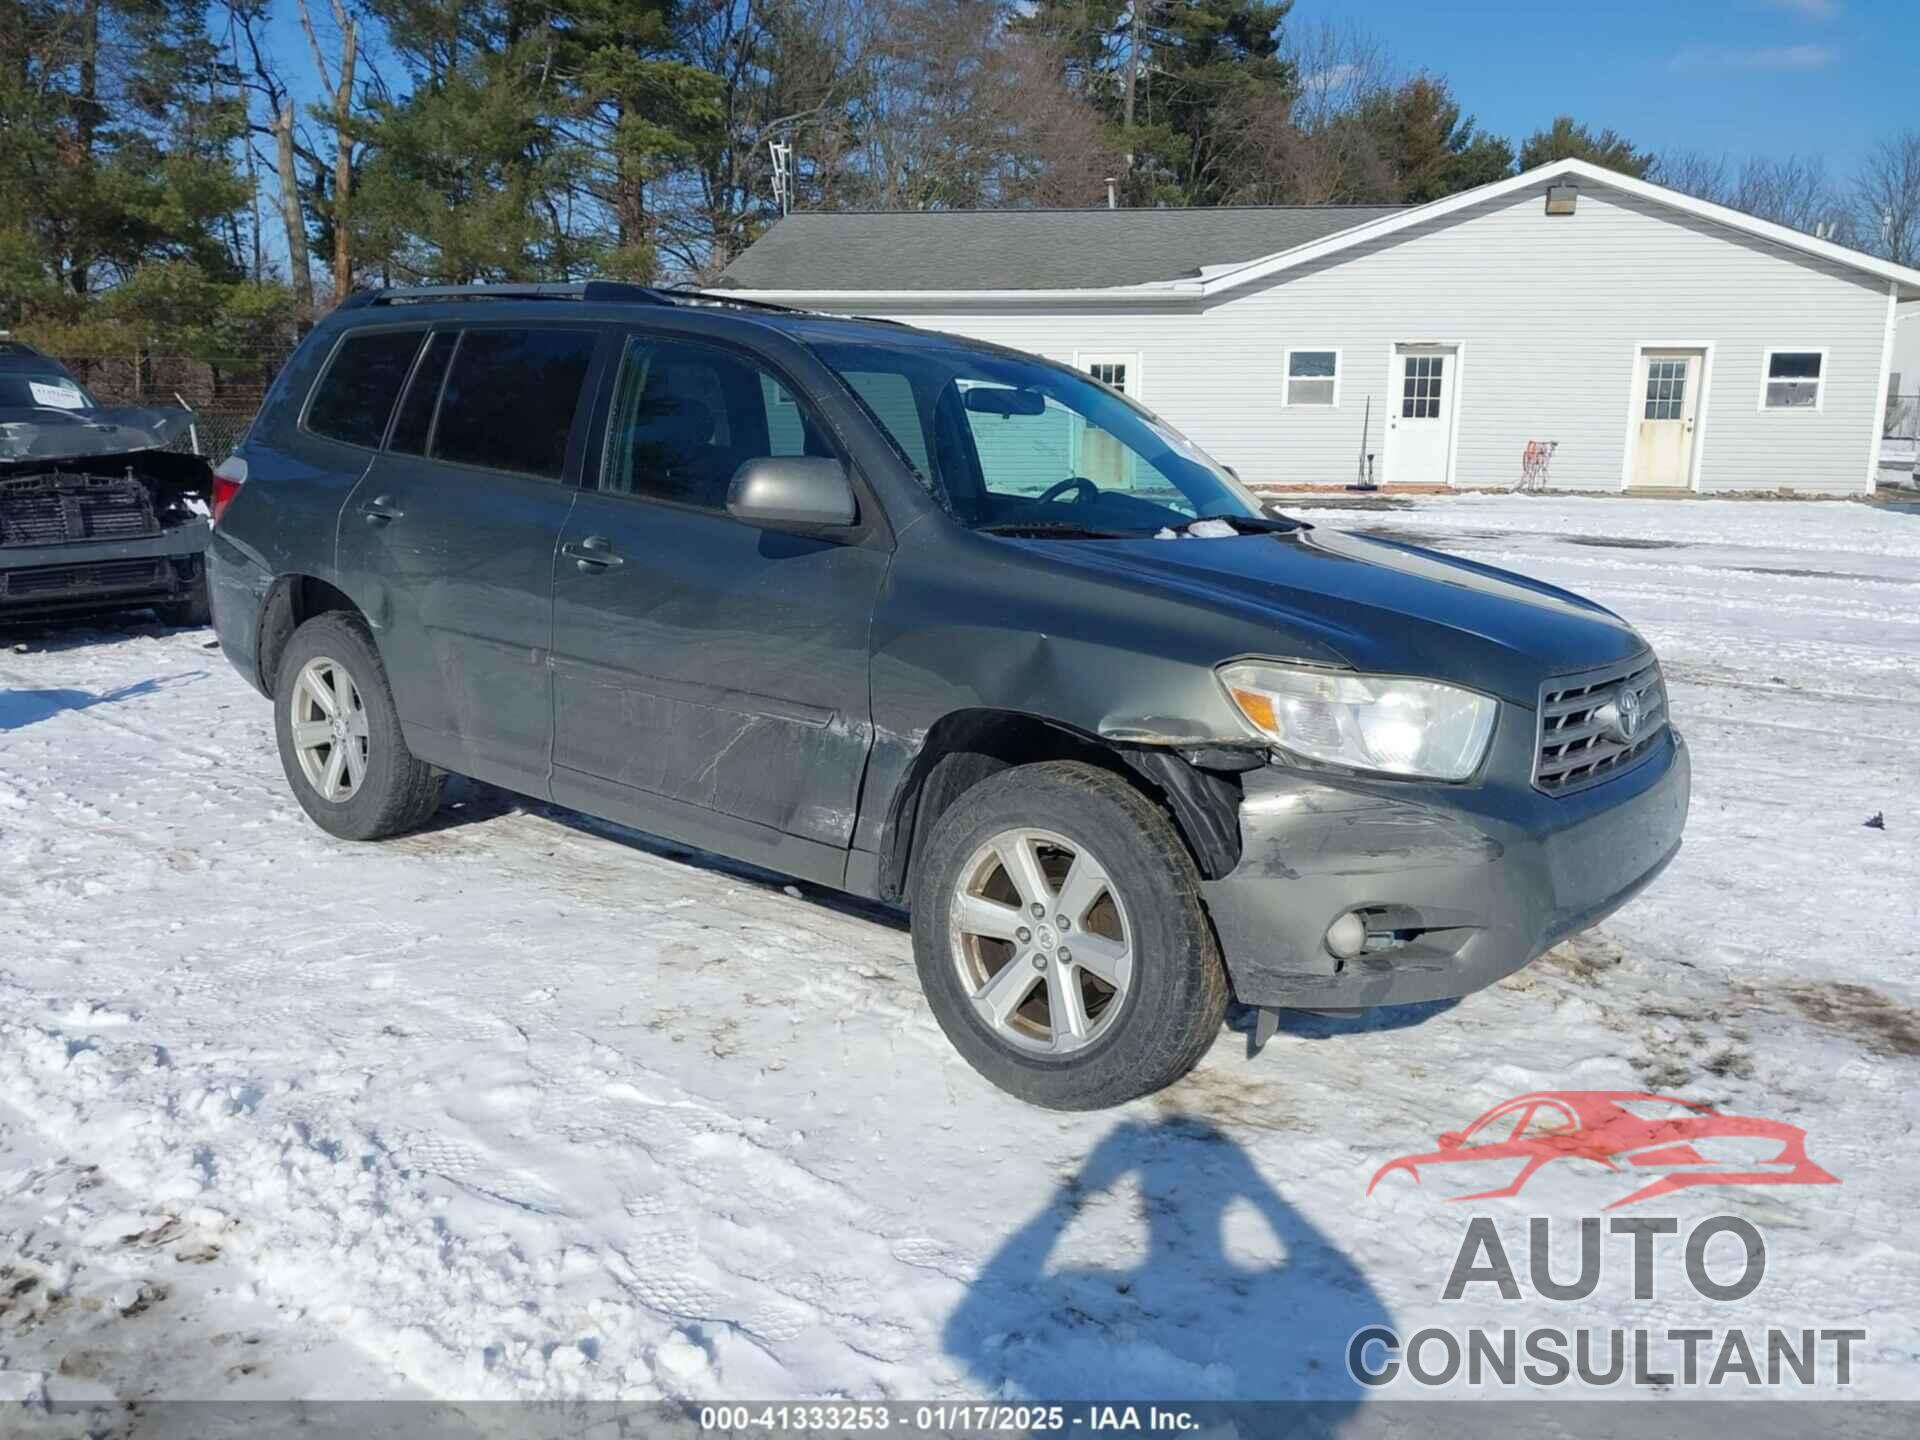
[1,496,1915,1413]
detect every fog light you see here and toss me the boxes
[1324,911,1368,959]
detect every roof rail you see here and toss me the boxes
[337,280,673,309]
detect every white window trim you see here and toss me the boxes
[1073,350,1144,401]
[1281,346,1342,408]
[1758,346,1829,413]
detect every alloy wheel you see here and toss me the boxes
[948,827,1134,1055]
[289,655,370,803]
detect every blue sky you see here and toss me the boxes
[1312,0,1917,172]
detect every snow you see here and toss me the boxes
[1,496,1916,1408]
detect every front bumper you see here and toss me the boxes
[1200,725,1690,1008]
[0,521,210,618]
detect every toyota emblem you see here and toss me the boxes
[1612,683,1642,742]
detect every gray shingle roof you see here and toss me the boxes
[715,205,1409,292]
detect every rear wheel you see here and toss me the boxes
[272,612,441,840]
[910,760,1229,1109]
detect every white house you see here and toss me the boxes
[717,158,1920,496]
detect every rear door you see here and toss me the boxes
[547,329,889,886]
[337,323,607,796]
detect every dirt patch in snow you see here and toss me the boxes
[1779,981,1920,1058]
[1560,535,1688,550]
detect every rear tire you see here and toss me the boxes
[910,760,1229,1110]
[272,612,442,841]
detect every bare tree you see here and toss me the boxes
[229,2,314,315]
[1856,129,1920,266]
[1649,148,1730,204]
[1730,155,1850,238]
[1215,21,1397,204]
[298,0,359,300]
[1655,149,1851,240]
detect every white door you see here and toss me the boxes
[1631,348,1703,489]
[1386,345,1458,486]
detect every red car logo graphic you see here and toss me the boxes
[1368,1091,1839,1210]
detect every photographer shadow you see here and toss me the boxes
[945,1116,1390,1417]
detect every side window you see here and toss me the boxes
[430,328,597,479]
[603,337,831,510]
[841,370,931,479]
[388,331,453,455]
[305,329,424,448]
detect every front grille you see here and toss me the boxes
[0,472,160,547]
[3,558,168,598]
[1534,654,1669,796]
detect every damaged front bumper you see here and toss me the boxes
[1200,725,1690,1009]
[0,521,210,618]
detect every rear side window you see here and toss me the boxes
[305,329,424,448]
[430,328,596,479]
[388,332,452,455]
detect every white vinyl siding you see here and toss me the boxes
[838,181,1889,495]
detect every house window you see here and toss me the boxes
[1644,358,1688,420]
[1284,349,1339,407]
[1076,352,1141,399]
[1762,349,1825,410]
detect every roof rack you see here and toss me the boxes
[336,281,800,314]
[337,280,671,309]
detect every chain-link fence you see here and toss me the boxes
[1882,392,1919,478]
[57,351,287,463]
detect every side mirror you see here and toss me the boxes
[1437,1131,1464,1151]
[727,456,857,531]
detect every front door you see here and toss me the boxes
[547,330,888,888]
[1632,348,1703,489]
[1386,345,1458,485]
[336,324,603,796]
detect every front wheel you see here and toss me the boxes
[910,760,1229,1109]
[272,611,442,841]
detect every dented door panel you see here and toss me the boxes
[549,491,886,857]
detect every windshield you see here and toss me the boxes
[0,370,97,412]
[807,337,1260,534]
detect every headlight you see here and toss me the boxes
[1219,661,1497,781]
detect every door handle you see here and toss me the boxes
[562,536,623,571]
[359,495,404,524]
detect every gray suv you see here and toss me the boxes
[208,283,1689,1109]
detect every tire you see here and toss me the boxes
[157,576,211,628]
[910,760,1229,1110]
[272,611,442,841]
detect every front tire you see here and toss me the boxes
[272,612,442,840]
[910,760,1229,1109]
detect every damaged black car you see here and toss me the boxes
[0,342,213,625]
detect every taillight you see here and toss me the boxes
[211,455,248,523]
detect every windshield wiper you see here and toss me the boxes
[976,520,1140,540]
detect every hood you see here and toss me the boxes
[1021,527,1646,707]
[0,405,196,463]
